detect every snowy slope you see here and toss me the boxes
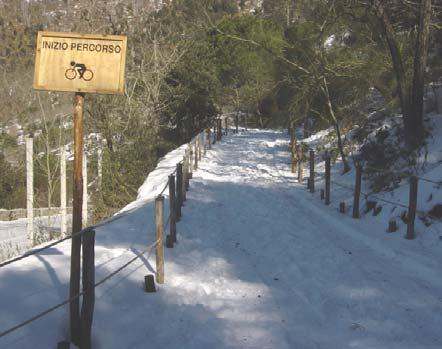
[1,129,442,348]
[301,112,442,246]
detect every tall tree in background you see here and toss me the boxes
[371,0,432,147]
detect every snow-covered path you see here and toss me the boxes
[1,129,441,348]
[161,130,442,349]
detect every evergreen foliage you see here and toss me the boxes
[0,0,440,212]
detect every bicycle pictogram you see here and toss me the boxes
[65,61,94,81]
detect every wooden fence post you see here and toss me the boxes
[213,124,217,144]
[352,166,362,219]
[70,92,85,346]
[26,136,34,246]
[339,202,346,213]
[60,145,67,237]
[217,118,222,141]
[176,163,183,220]
[80,228,95,349]
[297,143,303,183]
[225,118,228,135]
[169,175,177,244]
[235,114,239,133]
[155,195,165,284]
[188,145,193,179]
[325,155,331,205]
[309,149,315,193]
[406,176,418,240]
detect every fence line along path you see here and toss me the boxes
[0,127,216,348]
[2,128,441,349]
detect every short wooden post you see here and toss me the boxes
[144,275,156,293]
[213,125,217,144]
[309,149,315,193]
[217,118,222,141]
[297,143,303,183]
[325,155,331,205]
[366,200,377,213]
[155,195,165,284]
[80,228,95,349]
[339,202,345,213]
[388,219,398,233]
[60,145,67,237]
[26,136,34,245]
[168,175,177,244]
[235,114,239,133]
[176,163,183,220]
[406,176,418,240]
[225,118,228,135]
[352,166,362,219]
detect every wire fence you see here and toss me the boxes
[289,133,442,238]
[0,125,223,344]
[297,140,442,186]
[0,238,159,339]
[0,160,184,269]
[330,179,421,213]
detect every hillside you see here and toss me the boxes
[0,129,441,348]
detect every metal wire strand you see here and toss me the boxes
[0,228,93,268]
[0,129,209,336]
[0,165,182,269]
[0,239,159,338]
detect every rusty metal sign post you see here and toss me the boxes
[33,31,127,346]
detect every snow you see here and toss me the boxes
[0,214,72,262]
[1,129,442,348]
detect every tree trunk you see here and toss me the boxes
[410,0,431,146]
[372,0,430,148]
[321,77,351,173]
[333,121,350,173]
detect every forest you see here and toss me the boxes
[0,0,440,217]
